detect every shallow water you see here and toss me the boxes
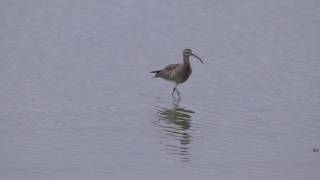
[1,0,320,179]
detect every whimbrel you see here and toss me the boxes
[150,49,204,97]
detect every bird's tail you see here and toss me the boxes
[150,70,161,78]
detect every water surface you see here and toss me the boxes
[1,0,320,179]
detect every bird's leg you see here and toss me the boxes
[172,95,181,105]
[176,87,181,97]
[172,84,181,98]
[172,87,176,97]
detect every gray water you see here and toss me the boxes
[1,0,320,179]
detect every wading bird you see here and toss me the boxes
[150,49,203,97]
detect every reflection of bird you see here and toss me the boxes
[155,104,195,161]
[150,49,203,97]
[158,107,193,130]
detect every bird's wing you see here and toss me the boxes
[162,64,181,80]
[163,64,180,71]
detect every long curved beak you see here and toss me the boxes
[191,53,204,64]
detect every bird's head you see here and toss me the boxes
[183,48,204,64]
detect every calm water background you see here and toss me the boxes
[1,0,320,179]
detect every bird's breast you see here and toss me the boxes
[175,66,192,83]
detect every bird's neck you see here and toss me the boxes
[183,55,191,67]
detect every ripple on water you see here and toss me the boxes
[152,99,196,162]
